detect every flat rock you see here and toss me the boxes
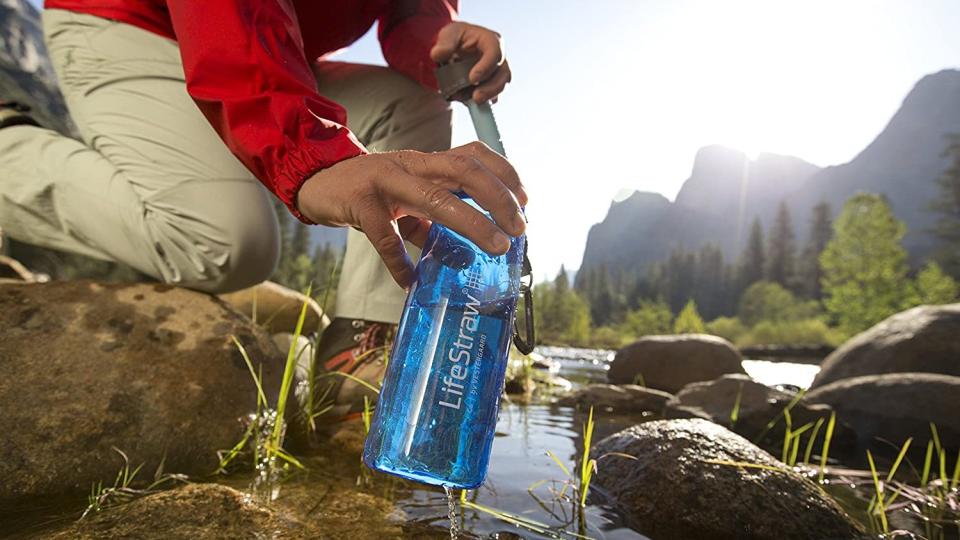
[608,334,745,393]
[45,483,320,539]
[557,384,672,414]
[0,281,284,501]
[806,373,960,455]
[664,374,856,457]
[812,304,960,388]
[591,419,864,540]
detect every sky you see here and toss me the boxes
[336,0,960,280]
[27,0,960,280]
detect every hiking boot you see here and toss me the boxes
[310,318,394,423]
[0,101,40,129]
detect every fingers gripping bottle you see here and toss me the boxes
[362,57,534,489]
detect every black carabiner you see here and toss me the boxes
[512,245,535,355]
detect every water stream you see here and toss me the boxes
[444,486,460,540]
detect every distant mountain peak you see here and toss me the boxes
[674,145,819,214]
[579,68,960,276]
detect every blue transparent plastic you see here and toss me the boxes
[362,195,525,488]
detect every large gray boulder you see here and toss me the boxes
[608,334,745,393]
[806,373,960,454]
[0,281,284,501]
[557,384,673,414]
[591,419,864,540]
[812,304,960,388]
[664,374,855,457]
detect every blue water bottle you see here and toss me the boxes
[362,56,534,489]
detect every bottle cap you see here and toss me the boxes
[436,53,481,102]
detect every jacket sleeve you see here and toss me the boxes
[166,0,367,223]
[378,0,459,90]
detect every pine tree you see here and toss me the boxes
[765,202,797,290]
[910,262,959,305]
[693,244,725,320]
[665,248,696,313]
[673,299,706,334]
[590,265,614,326]
[534,267,592,345]
[739,218,765,289]
[290,222,310,259]
[555,265,570,294]
[800,202,832,299]
[930,134,960,279]
[821,194,910,335]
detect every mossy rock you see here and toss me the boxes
[0,281,284,501]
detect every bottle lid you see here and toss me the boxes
[435,53,481,101]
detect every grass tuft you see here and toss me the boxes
[82,449,186,518]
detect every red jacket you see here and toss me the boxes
[45,0,458,221]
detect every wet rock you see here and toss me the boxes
[608,334,745,393]
[503,372,537,397]
[0,281,284,501]
[591,419,864,540]
[739,344,834,360]
[45,483,321,539]
[557,384,672,414]
[664,374,856,457]
[806,373,960,455]
[812,304,960,388]
[219,280,329,335]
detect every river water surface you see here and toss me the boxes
[383,346,823,539]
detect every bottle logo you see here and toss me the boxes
[438,267,486,410]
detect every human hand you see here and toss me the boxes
[296,142,527,287]
[430,21,511,104]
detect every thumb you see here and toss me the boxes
[360,210,417,289]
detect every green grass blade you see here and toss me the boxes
[232,336,267,407]
[781,408,793,464]
[272,447,305,470]
[939,449,948,489]
[921,440,934,487]
[818,411,836,483]
[930,422,943,456]
[730,382,743,426]
[802,417,825,465]
[788,432,802,467]
[885,438,912,483]
[270,284,312,448]
[317,369,382,394]
[579,407,595,507]
[866,450,888,533]
[546,449,572,478]
[951,448,960,490]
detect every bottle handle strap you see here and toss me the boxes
[512,244,535,355]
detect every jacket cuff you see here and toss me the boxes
[274,127,367,224]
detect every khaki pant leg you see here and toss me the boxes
[313,62,452,323]
[0,10,279,293]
